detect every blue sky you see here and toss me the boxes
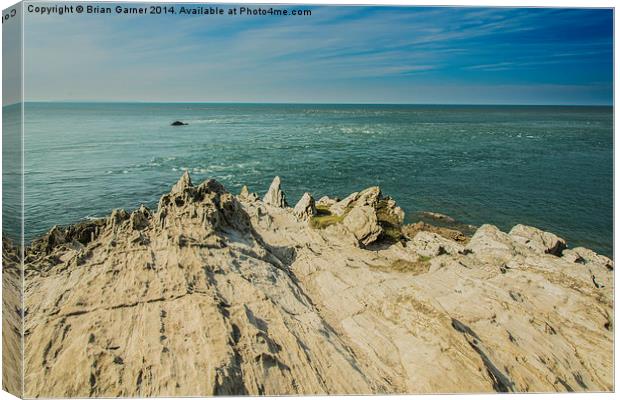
[20,4,613,105]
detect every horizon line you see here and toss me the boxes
[4,100,613,107]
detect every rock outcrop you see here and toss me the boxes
[2,236,22,396]
[293,192,316,221]
[239,185,259,202]
[317,196,337,208]
[18,173,613,397]
[342,205,382,246]
[509,224,567,256]
[263,176,288,208]
[171,170,192,194]
[408,231,464,257]
[403,221,469,244]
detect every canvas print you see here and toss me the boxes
[1,1,614,397]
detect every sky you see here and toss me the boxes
[13,4,614,105]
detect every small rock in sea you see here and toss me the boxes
[171,121,188,126]
[422,211,455,223]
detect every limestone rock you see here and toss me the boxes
[377,197,405,226]
[317,196,337,208]
[18,175,613,397]
[293,192,317,221]
[409,231,464,257]
[239,185,250,198]
[44,225,66,251]
[330,192,358,216]
[509,224,567,256]
[108,208,130,229]
[2,236,22,395]
[263,176,288,207]
[466,224,520,259]
[129,205,152,231]
[171,170,193,194]
[239,185,259,202]
[342,205,382,246]
[563,247,614,271]
[403,221,469,244]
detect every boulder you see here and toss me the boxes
[409,231,464,257]
[330,192,358,216]
[355,186,381,208]
[342,205,382,246]
[376,197,405,226]
[293,192,317,221]
[317,196,337,208]
[403,221,468,244]
[563,247,613,270]
[263,176,288,208]
[466,224,518,259]
[509,224,566,256]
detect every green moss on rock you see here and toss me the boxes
[309,205,348,229]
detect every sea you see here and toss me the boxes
[2,102,613,256]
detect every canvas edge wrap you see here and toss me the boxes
[2,1,25,398]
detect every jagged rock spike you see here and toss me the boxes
[263,176,288,207]
[171,170,193,194]
[293,192,317,221]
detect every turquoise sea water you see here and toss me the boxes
[3,102,613,256]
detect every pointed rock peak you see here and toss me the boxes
[138,204,151,214]
[294,192,317,221]
[171,170,193,194]
[357,186,382,207]
[110,208,129,221]
[263,176,288,207]
[271,176,282,188]
[239,185,259,202]
[130,205,151,231]
[240,185,250,198]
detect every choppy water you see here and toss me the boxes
[3,102,613,256]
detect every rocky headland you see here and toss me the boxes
[9,172,614,396]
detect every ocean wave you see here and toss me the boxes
[83,214,105,221]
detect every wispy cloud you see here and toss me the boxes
[20,4,613,104]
